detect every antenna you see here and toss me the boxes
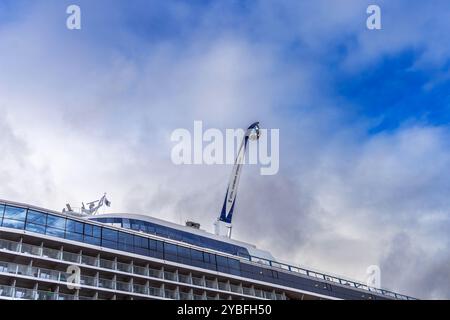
[214,122,260,238]
[63,193,111,216]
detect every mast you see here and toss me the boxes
[214,122,260,238]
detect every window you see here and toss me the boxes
[4,206,27,220]
[101,228,118,249]
[45,226,65,238]
[228,258,241,276]
[2,206,27,230]
[83,223,101,246]
[66,219,84,233]
[46,215,66,230]
[0,204,4,225]
[216,255,229,273]
[148,239,164,259]
[102,228,118,242]
[65,219,84,241]
[25,210,47,234]
[164,243,177,261]
[27,210,47,224]
[191,249,203,262]
[84,224,101,238]
[118,231,134,251]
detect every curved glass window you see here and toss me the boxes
[46,215,66,229]
[91,217,250,258]
[27,210,47,224]
[45,214,66,237]
[2,206,27,230]
[25,210,47,234]
[101,228,118,249]
[0,204,5,225]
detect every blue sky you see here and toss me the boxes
[1,0,450,298]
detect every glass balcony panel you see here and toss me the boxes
[0,285,13,298]
[57,293,76,300]
[0,261,10,273]
[116,281,131,292]
[42,247,60,260]
[133,265,147,276]
[132,284,147,295]
[81,255,97,266]
[254,289,264,298]
[178,274,191,284]
[218,282,229,291]
[16,265,31,276]
[205,279,217,289]
[230,284,242,294]
[148,286,161,297]
[2,240,19,252]
[116,262,132,273]
[164,271,177,281]
[14,288,35,300]
[38,269,59,281]
[99,259,115,270]
[98,278,114,289]
[80,275,96,287]
[148,268,162,278]
[62,251,80,263]
[242,287,253,296]
[192,277,204,287]
[20,243,41,256]
[179,292,192,300]
[164,289,177,299]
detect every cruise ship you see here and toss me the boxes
[0,123,415,300]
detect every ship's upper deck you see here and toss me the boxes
[88,213,275,260]
[0,198,416,300]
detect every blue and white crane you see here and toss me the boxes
[214,122,261,238]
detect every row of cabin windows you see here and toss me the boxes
[92,217,250,258]
[0,203,378,299]
[0,204,241,275]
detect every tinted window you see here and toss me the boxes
[118,232,133,245]
[84,224,101,238]
[25,222,46,234]
[0,204,4,225]
[25,210,47,234]
[26,210,47,225]
[3,206,27,221]
[46,215,66,229]
[191,249,203,262]
[46,226,65,238]
[66,219,84,233]
[102,228,118,242]
[118,231,134,251]
[134,235,148,248]
[2,218,25,230]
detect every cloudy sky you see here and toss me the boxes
[1,0,450,299]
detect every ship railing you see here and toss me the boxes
[0,257,169,299]
[0,284,95,300]
[248,254,416,300]
[0,239,326,298]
